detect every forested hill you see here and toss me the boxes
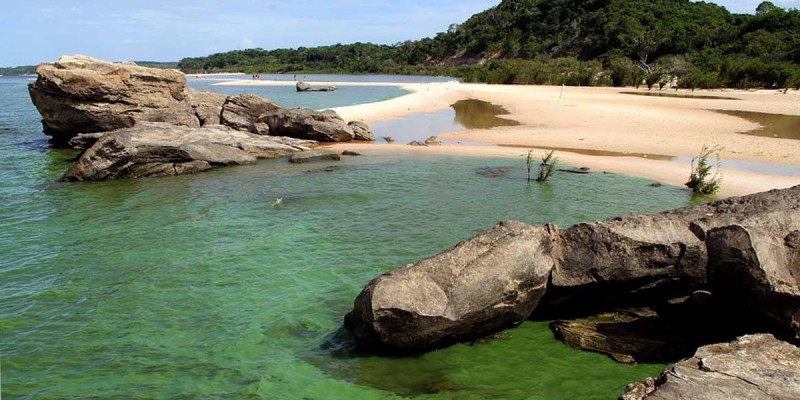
[178,0,799,89]
[0,61,177,76]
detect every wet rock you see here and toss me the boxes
[344,221,557,351]
[557,168,590,174]
[383,136,395,144]
[620,334,800,400]
[220,94,282,135]
[260,109,354,142]
[650,182,663,187]
[407,140,428,147]
[62,122,314,181]
[348,121,376,141]
[342,150,361,156]
[28,55,199,144]
[476,167,511,178]
[288,149,341,164]
[305,166,342,174]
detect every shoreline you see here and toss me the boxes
[219,79,799,196]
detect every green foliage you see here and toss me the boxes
[536,151,559,183]
[174,0,800,89]
[687,145,723,195]
[0,65,37,75]
[526,150,535,182]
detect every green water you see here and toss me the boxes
[1,75,694,399]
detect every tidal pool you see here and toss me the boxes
[372,99,519,143]
[713,110,800,140]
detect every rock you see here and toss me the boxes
[28,55,200,144]
[476,167,511,178]
[425,136,442,145]
[61,122,314,181]
[706,214,800,341]
[186,88,226,126]
[296,81,311,92]
[296,81,336,92]
[407,140,428,146]
[557,168,590,174]
[220,94,282,135]
[342,150,361,156]
[288,149,341,164]
[344,221,557,351]
[383,136,395,144]
[260,109,354,142]
[620,334,800,400]
[346,185,800,351]
[651,182,663,187]
[348,121,376,141]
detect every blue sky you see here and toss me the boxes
[2,0,799,66]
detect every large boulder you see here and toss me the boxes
[706,210,800,342]
[62,122,315,181]
[28,55,200,144]
[620,334,800,400]
[186,88,226,126]
[261,109,355,142]
[346,186,800,352]
[348,121,376,141]
[220,94,283,135]
[345,221,557,351]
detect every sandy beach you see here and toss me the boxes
[220,79,799,196]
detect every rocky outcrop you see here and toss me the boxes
[186,88,227,126]
[346,186,800,352]
[220,94,282,135]
[348,121,376,141]
[620,334,800,400]
[345,221,556,351]
[288,149,341,164]
[62,123,314,181]
[296,81,336,92]
[28,55,200,144]
[260,109,355,142]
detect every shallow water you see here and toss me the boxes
[373,99,519,144]
[712,110,800,140]
[2,75,696,399]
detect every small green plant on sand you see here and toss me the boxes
[687,145,723,195]
[536,150,559,182]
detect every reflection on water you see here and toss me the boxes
[452,99,520,129]
[621,91,740,100]
[372,99,520,143]
[713,110,800,140]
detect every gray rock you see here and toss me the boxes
[288,149,341,164]
[620,334,800,400]
[345,221,557,351]
[342,150,361,156]
[62,122,314,181]
[261,109,354,142]
[220,94,282,135]
[383,136,395,144]
[407,140,428,146]
[345,185,800,351]
[296,81,311,92]
[425,136,442,145]
[28,55,200,144]
[186,88,226,126]
[348,121,376,141]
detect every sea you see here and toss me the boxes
[0,74,694,399]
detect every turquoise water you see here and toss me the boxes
[1,75,694,399]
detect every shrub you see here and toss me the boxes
[687,145,723,195]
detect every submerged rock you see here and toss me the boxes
[346,186,800,352]
[288,149,341,164]
[260,109,354,142]
[476,167,511,178]
[62,123,314,181]
[28,55,200,144]
[620,334,800,400]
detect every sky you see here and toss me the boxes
[2,0,799,66]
